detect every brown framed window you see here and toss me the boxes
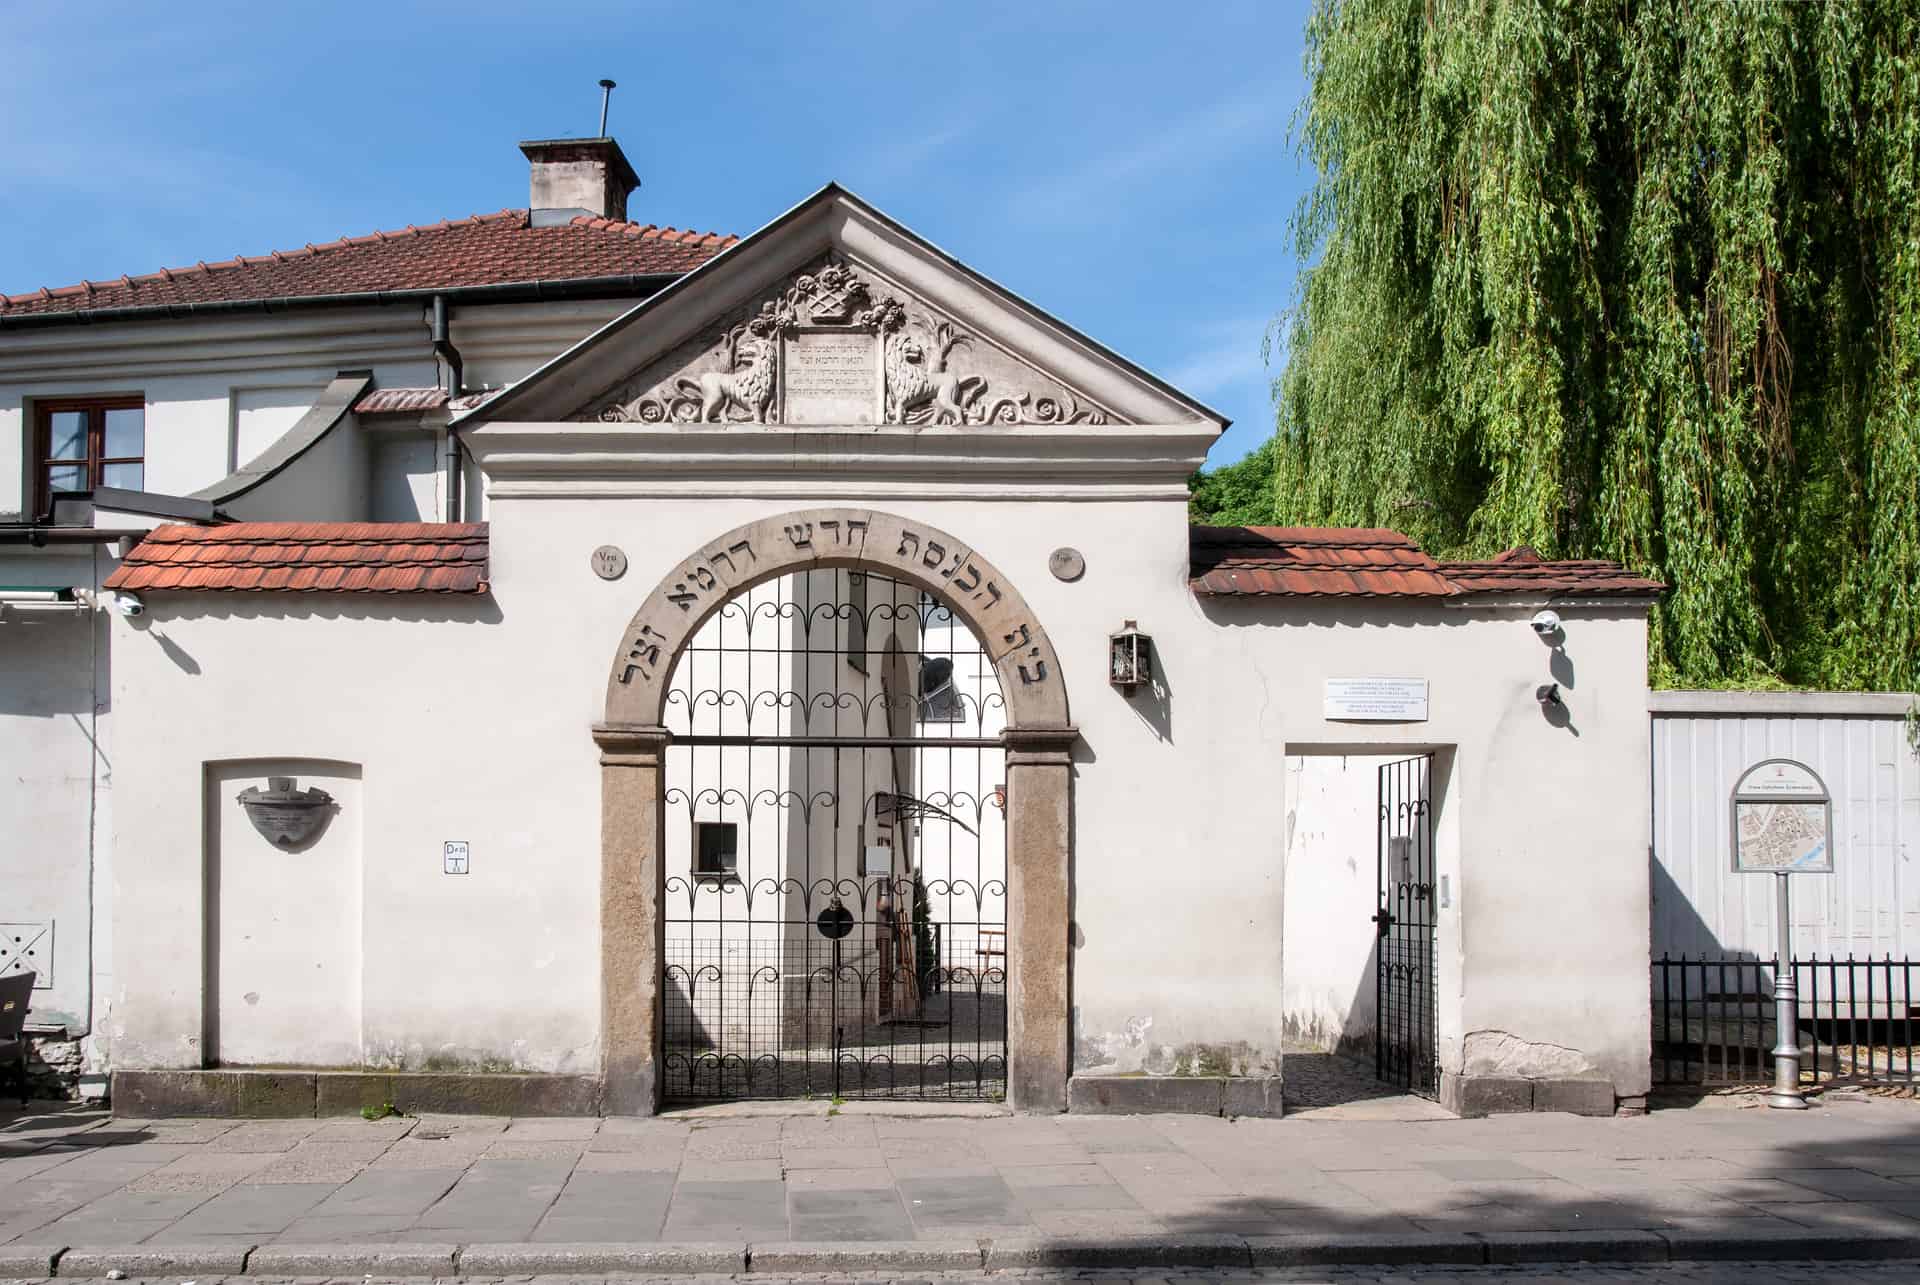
[33,396,144,517]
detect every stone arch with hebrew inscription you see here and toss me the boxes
[593,510,1075,1114]
[604,509,1068,731]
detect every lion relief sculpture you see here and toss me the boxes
[883,320,985,425]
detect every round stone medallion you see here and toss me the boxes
[590,545,629,581]
[1049,547,1086,582]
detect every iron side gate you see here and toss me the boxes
[660,570,1008,1101]
[1374,754,1438,1096]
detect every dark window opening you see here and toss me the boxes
[32,397,144,519]
[918,655,963,723]
[696,821,738,877]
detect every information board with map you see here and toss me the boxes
[1731,758,1833,873]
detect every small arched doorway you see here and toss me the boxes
[593,508,1076,1114]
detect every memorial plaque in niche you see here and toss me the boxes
[236,776,336,848]
[782,329,879,424]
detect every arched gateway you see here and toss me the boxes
[592,508,1077,1114]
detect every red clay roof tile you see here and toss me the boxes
[2,211,737,318]
[104,522,489,595]
[355,387,449,415]
[1191,527,1663,600]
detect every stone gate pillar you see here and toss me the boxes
[594,722,671,1116]
[1004,726,1077,1112]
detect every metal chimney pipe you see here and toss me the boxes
[598,79,616,137]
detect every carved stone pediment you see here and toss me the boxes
[575,254,1121,427]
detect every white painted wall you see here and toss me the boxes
[1281,753,1404,1059]
[205,760,362,1066]
[106,484,1653,1097]
[368,433,442,522]
[220,411,371,522]
[231,386,327,473]
[0,597,105,1034]
[0,298,649,523]
[1,293,662,1090]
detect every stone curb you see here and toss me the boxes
[1659,1226,1920,1262]
[458,1242,746,1274]
[1479,1229,1668,1263]
[0,1247,60,1280]
[55,1245,252,1278]
[749,1240,984,1272]
[28,1229,1920,1275]
[1248,1233,1484,1266]
[985,1233,1250,1269]
[244,1243,460,1277]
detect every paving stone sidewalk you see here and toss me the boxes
[6,1092,1920,1257]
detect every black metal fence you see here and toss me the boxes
[1653,954,1920,1087]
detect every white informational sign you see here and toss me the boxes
[1731,759,1833,873]
[1324,677,1429,722]
[443,841,470,875]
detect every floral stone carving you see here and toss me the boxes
[580,256,1116,426]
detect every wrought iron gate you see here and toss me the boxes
[660,569,1007,1101]
[1374,754,1437,1095]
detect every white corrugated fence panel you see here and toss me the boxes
[1651,694,1920,964]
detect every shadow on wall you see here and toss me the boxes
[1120,662,1172,743]
[130,596,506,627]
[1651,857,1740,961]
[1194,599,1473,635]
[1281,753,1396,1108]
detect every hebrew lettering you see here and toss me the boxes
[618,623,669,685]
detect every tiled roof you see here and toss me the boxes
[1190,527,1663,600]
[1437,545,1665,597]
[104,522,489,594]
[1,211,737,318]
[355,387,449,415]
[1189,526,1456,598]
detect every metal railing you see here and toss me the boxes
[1653,954,1920,1087]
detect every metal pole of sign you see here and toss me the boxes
[1769,870,1807,1109]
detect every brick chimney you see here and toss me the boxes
[519,137,641,226]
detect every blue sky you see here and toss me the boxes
[0,1,1311,466]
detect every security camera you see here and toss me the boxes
[114,593,145,618]
[1530,609,1562,637]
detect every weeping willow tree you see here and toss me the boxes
[1270,0,1919,689]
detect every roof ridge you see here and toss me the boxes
[568,214,739,248]
[2,209,530,308]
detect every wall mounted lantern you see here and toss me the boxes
[236,776,335,848]
[1108,620,1153,693]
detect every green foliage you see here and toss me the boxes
[1189,439,1280,525]
[1269,0,1920,690]
[360,1101,401,1121]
